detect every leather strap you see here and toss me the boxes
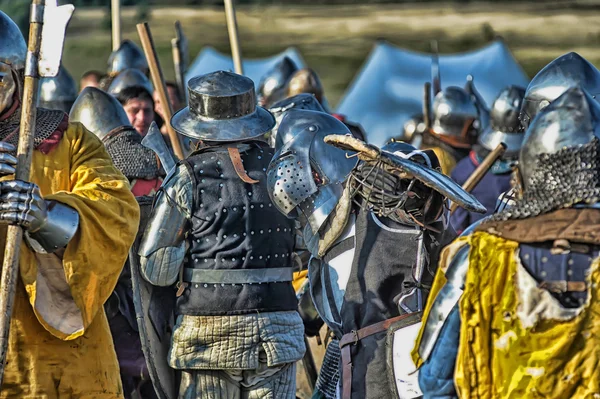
[339,313,413,399]
[228,147,259,184]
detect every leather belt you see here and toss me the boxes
[183,267,293,285]
[339,313,413,399]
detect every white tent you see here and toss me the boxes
[186,46,306,87]
[336,40,530,146]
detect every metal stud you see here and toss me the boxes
[541,257,548,263]
[234,234,238,238]
[260,204,264,208]
[260,230,264,234]
[195,284,199,288]
[259,256,263,259]
[204,284,208,288]
[233,207,237,211]
[248,192,252,197]
[568,259,574,266]
[220,174,224,178]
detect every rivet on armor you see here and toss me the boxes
[568,259,574,265]
[275,254,279,258]
[260,204,264,208]
[243,206,247,210]
[217,161,221,165]
[541,271,547,277]
[223,209,227,213]
[568,269,573,276]
[200,170,204,174]
[260,230,264,234]
[259,256,263,259]
[268,229,272,233]
[223,234,227,238]
[523,254,529,260]
[232,258,236,261]
[251,205,255,209]
[250,256,254,260]
[243,233,247,236]
[201,189,205,193]
[541,257,548,263]
[221,284,225,287]
[277,228,280,232]
[242,257,245,260]
[195,284,199,288]
[220,184,223,187]
[251,231,255,235]
[248,192,252,196]
[202,179,206,183]
[204,259,208,263]
[220,174,224,178]
[233,207,237,211]
[214,284,217,288]
[308,125,317,132]
[258,156,262,160]
[234,234,238,238]
[219,198,223,201]
[200,204,204,208]
[204,284,208,288]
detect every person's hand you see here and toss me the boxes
[0,180,48,232]
[0,142,17,176]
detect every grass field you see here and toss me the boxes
[62,2,600,107]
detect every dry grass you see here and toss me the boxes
[63,2,600,106]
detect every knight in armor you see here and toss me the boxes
[267,110,484,399]
[109,69,156,137]
[413,55,600,398]
[70,87,161,398]
[138,71,305,398]
[0,12,139,398]
[38,65,78,113]
[100,39,149,90]
[422,83,488,175]
[256,55,298,108]
[450,85,526,234]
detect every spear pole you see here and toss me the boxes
[111,0,121,51]
[224,0,243,75]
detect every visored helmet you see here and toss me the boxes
[478,85,526,158]
[107,39,148,76]
[269,93,326,149]
[0,11,26,113]
[267,109,357,235]
[520,52,600,130]
[69,87,133,141]
[256,56,298,108]
[38,66,78,113]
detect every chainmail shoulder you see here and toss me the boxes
[490,138,600,221]
[0,107,66,154]
[104,129,162,180]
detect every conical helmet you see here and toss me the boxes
[478,85,526,157]
[38,66,78,113]
[108,68,153,97]
[430,86,480,148]
[69,87,133,141]
[107,39,148,76]
[286,68,324,104]
[520,52,600,129]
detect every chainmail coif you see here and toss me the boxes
[491,138,600,221]
[0,105,65,154]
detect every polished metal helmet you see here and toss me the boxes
[478,85,526,157]
[285,68,324,104]
[267,109,357,235]
[401,114,426,143]
[171,70,274,141]
[0,11,26,114]
[38,66,78,113]
[257,56,298,107]
[430,86,480,148]
[107,39,148,76]
[107,68,153,97]
[490,86,600,221]
[69,87,133,141]
[269,93,326,149]
[520,52,600,130]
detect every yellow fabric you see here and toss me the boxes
[1,123,139,398]
[411,236,470,368]
[425,146,457,175]
[292,269,308,293]
[422,231,600,399]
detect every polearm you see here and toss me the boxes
[171,21,188,104]
[111,0,121,51]
[431,40,441,95]
[137,22,185,161]
[0,0,73,385]
[224,0,243,75]
[449,142,507,213]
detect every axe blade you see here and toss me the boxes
[38,1,74,77]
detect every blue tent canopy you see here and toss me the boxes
[336,40,529,146]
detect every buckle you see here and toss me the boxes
[351,330,359,345]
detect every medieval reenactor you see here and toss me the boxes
[38,64,78,113]
[269,93,326,148]
[422,84,488,175]
[69,86,162,398]
[108,69,156,137]
[0,12,140,397]
[100,39,149,90]
[256,55,298,108]
[267,109,484,398]
[137,71,305,397]
[412,52,600,398]
[450,85,526,234]
[415,85,600,399]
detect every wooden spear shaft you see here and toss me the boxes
[137,22,185,160]
[111,0,121,51]
[0,0,44,385]
[224,0,243,75]
[449,142,507,214]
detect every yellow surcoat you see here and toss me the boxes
[1,122,139,398]
[414,232,600,399]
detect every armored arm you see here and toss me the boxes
[138,164,193,286]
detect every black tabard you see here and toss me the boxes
[177,142,297,316]
[340,208,438,399]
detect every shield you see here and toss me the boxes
[185,46,305,88]
[386,312,423,399]
[130,196,177,399]
[336,40,530,146]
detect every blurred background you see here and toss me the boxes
[2,0,599,107]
